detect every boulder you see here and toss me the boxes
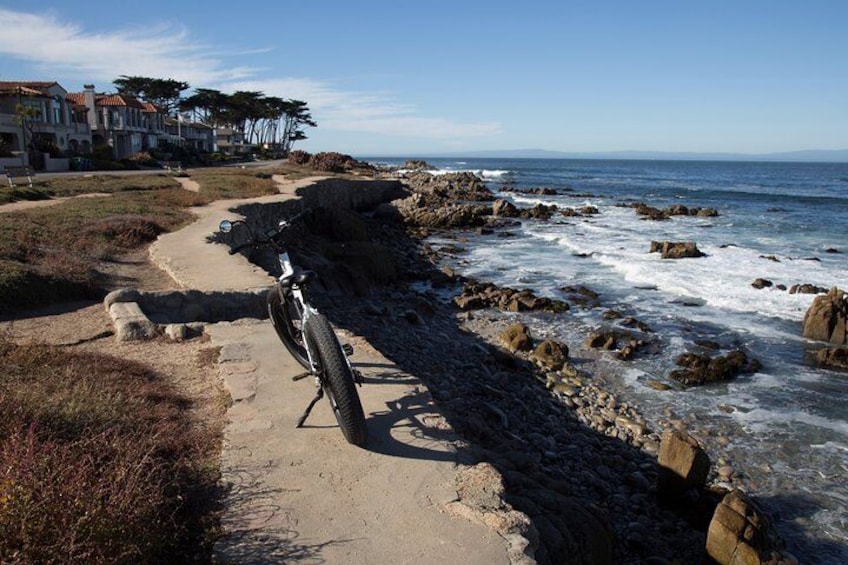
[706,490,783,565]
[635,203,668,220]
[789,283,827,295]
[665,204,690,216]
[502,323,533,353]
[813,346,848,371]
[520,203,557,220]
[751,278,773,289]
[657,429,710,495]
[403,159,431,170]
[530,339,568,371]
[669,350,759,386]
[492,198,520,218]
[802,287,847,345]
[586,330,618,350]
[650,241,706,259]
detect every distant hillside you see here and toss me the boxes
[404,148,848,163]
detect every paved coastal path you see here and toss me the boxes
[149,176,512,564]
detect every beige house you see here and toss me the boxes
[0,81,92,169]
[2,80,242,168]
[67,85,167,159]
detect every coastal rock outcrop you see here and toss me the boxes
[649,241,706,259]
[751,278,773,289]
[657,429,710,496]
[706,490,788,565]
[789,283,827,295]
[493,198,520,218]
[634,202,720,220]
[446,462,538,564]
[802,287,847,345]
[813,346,848,371]
[454,281,570,314]
[669,350,760,386]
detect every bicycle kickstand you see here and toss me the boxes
[295,388,324,428]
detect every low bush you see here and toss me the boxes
[0,189,197,313]
[0,341,220,564]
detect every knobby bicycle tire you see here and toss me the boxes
[304,313,367,446]
[267,288,309,369]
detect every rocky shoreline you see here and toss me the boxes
[242,164,809,564]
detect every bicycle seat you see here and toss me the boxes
[281,266,316,288]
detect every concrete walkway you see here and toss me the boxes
[148,177,513,564]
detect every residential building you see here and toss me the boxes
[0,81,92,168]
[214,126,251,155]
[165,115,214,152]
[67,85,167,159]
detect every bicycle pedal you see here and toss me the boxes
[342,343,354,356]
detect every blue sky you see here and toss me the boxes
[1,1,846,156]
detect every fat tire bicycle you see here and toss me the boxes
[219,209,367,446]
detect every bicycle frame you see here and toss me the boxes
[220,211,368,444]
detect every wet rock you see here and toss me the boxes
[634,203,669,221]
[789,283,827,294]
[649,241,706,259]
[455,281,569,314]
[561,285,600,308]
[493,198,520,217]
[813,346,848,371]
[586,330,618,350]
[751,278,773,289]
[520,203,558,220]
[802,287,847,345]
[669,350,759,386]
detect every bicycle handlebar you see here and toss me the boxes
[223,208,313,255]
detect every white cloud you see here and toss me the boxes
[0,8,501,141]
[0,8,259,84]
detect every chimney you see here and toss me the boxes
[83,84,97,129]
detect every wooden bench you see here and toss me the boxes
[4,165,35,188]
[162,161,183,173]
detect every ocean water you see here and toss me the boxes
[369,157,848,561]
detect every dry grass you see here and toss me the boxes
[0,339,221,564]
[0,166,332,563]
[185,168,278,199]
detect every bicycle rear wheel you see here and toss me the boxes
[267,288,309,369]
[304,313,367,446]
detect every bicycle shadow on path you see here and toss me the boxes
[207,320,510,565]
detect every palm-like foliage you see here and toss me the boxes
[180,89,316,155]
[111,75,317,155]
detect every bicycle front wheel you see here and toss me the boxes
[304,313,367,446]
[267,288,309,369]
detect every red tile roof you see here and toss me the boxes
[66,92,85,105]
[0,81,59,91]
[95,94,146,109]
